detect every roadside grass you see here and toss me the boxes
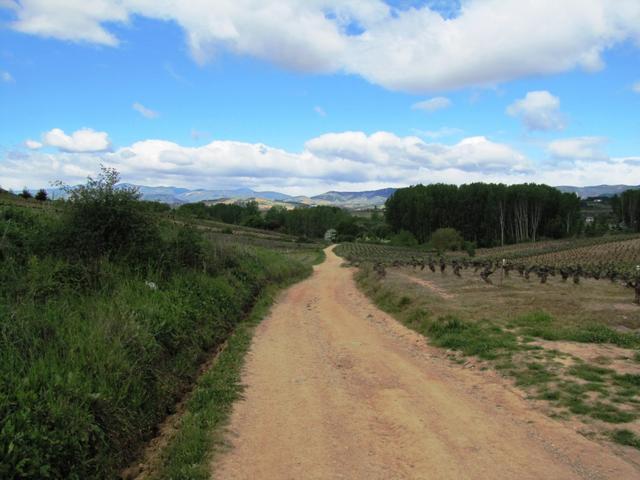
[353,263,640,439]
[147,277,308,480]
[611,429,640,449]
[0,199,320,480]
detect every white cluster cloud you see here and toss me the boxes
[2,130,533,192]
[24,139,43,149]
[507,91,565,131]
[132,102,159,119]
[633,82,640,94]
[4,128,640,193]
[412,97,451,113]
[547,136,608,162]
[38,128,112,153]
[3,0,640,92]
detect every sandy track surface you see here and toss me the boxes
[212,247,638,479]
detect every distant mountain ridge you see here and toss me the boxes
[124,185,396,208]
[555,185,640,198]
[36,184,640,208]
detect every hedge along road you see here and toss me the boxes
[212,246,639,479]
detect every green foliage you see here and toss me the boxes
[34,189,48,202]
[430,227,463,252]
[618,189,640,232]
[176,200,392,241]
[611,429,640,449]
[389,230,418,247]
[511,311,640,348]
[170,225,204,269]
[0,170,311,479]
[464,240,476,257]
[385,183,581,246]
[149,277,309,480]
[426,316,519,360]
[19,188,32,199]
[568,363,612,383]
[58,167,160,264]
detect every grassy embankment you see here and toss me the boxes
[349,251,640,450]
[0,178,318,479]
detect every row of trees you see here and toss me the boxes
[0,187,49,201]
[384,183,581,247]
[612,190,640,232]
[177,200,389,240]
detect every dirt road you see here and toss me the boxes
[213,247,639,479]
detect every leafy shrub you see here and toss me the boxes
[19,188,32,199]
[171,225,204,269]
[57,167,160,265]
[389,230,418,247]
[430,228,464,252]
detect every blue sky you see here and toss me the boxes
[1,1,639,194]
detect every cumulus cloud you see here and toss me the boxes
[5,129,640,192]
[1,71,14,83]
[412,97,451,112]
[507,91,565,131]
[24,139,42,149]
[2,129,534,192]
[3,1,640,92]
[547,136,608,162]
[633,81,640,94]
[41,128,112,153]
[132,102,159,119]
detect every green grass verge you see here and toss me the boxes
[354,266,519,360]
[611,429,640,449]
[512,311,640,348]
[148,276,310,480]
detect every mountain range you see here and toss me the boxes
[39,184,639,209]
[555,185,640,198]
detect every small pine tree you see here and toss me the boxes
[19,188,33,199]
[34,189,48,202]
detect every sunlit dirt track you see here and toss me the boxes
[213,246,639,479]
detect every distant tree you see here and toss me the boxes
[430,228,464,252]
[19,188,32,199]
[34,189,48,202]
[264,206,287,230]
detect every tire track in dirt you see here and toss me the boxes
[212,246,638,479]
[393,271,455,300]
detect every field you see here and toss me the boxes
[337,234,640,280]
[340,237,640,452]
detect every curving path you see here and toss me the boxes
[213,246,638,479]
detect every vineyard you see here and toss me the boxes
[335,235,640,302]
[334,242,436,264]
[336,235,640,271]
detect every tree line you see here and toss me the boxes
[176,201,382,240]
[612,189,640,232]
[384,183,581,247]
